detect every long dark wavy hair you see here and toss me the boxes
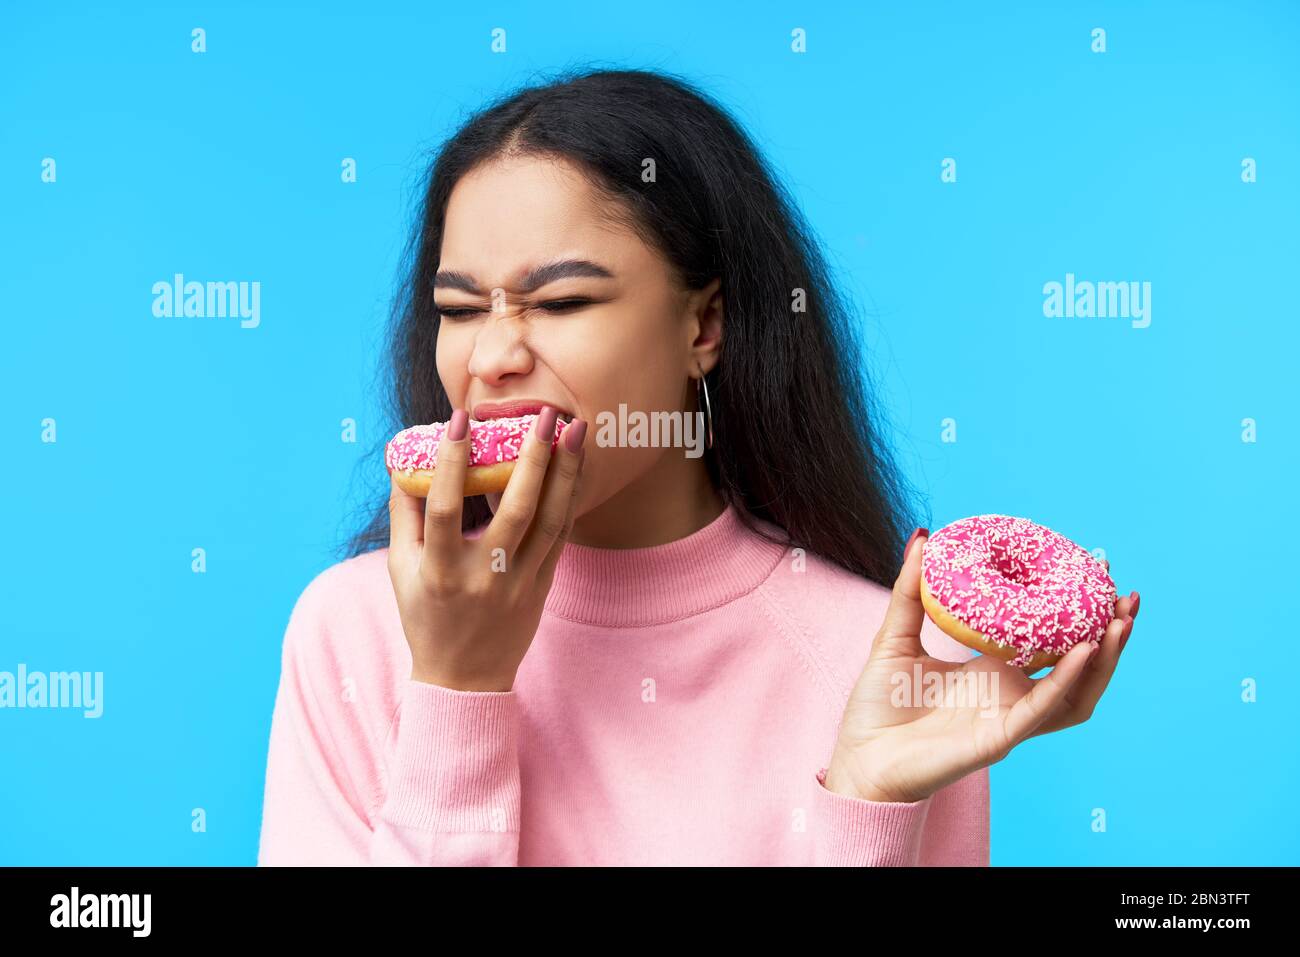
[341,66,924,588]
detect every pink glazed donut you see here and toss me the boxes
[386,413,568,498]
[918,514,1117,670]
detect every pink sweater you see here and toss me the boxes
[256,501,989,866]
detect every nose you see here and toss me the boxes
[466,310,535,385]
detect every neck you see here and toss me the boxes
[543,493,789,627]
[569,451,724,549]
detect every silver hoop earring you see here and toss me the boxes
[696,366,714,451]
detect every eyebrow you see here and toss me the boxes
[434,258,615,295]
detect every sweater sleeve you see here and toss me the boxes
[811,765,990,866]
[256,572,522,867]
[367,679,522,866]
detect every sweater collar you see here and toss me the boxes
[541,501,789,628]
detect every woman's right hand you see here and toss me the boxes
[386,406,587,691]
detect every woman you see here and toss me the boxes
[257,67,1140,866]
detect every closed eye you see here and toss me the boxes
[535,298,592,313]
[436,299,593,320]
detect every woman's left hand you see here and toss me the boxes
[823,531,1140,804]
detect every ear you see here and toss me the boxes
[686,276,723,376]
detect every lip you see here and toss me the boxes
[471,399,575,423]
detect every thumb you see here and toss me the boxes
[874,527,929,656]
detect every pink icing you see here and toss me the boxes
[920,514,1116,667]
[385,414,567,473]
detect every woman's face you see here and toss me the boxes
[433,153,721,524]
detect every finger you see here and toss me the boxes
[388,469,425,555]
[1021,596,1128,678]
[484,406,563,558]
[1119,610,1136,650]
[423,409,469,576]
[1003,640,1097,744]
[532,425,587,585]
[874,528,929,657]
[1100,559,1140,622]
[1050,616,1128,725]
[1114,594,1133,621]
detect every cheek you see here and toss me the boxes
[552,318,687,492]
[558,322,680,416]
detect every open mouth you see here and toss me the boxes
[473,400,575,424]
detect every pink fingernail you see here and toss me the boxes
[903,527,928,562]
[448,409,468,441]
[534,405,559,441]
[563,418,587,453]
[1130,591,1140,618]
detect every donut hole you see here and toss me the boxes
[985,530,1046,588]
[994,557,1037,587]
[985,537,1078,628]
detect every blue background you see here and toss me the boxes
[2,0,1296,865]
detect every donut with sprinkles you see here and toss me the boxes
[386,413,568,498]
[919,514,1116,670]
